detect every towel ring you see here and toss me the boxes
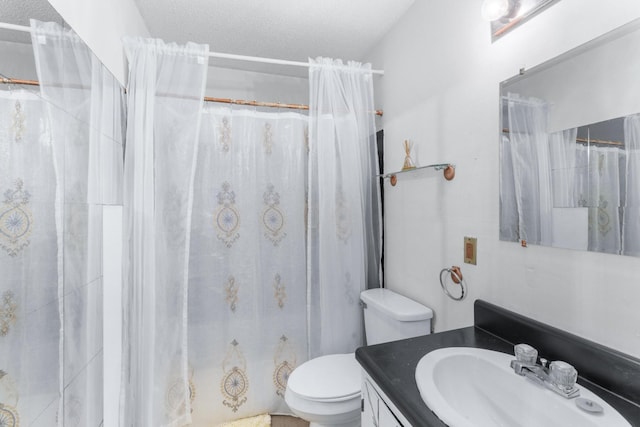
[439,266,467,301]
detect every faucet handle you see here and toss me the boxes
[550,361,578,390]
[514,343,538,364]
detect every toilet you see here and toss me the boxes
[285,288,433,427]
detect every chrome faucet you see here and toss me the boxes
[510,344,580,399]
[511,359,547,377]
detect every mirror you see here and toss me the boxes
[499,18,640,257]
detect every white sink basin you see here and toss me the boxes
[415,347,631,427]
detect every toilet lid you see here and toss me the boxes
[287,353,360,401]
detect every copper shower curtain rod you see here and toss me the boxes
[502,128,623,147]
[1,77,384,116]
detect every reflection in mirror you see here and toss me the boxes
[499,18,640,257]
[1,2,124,425]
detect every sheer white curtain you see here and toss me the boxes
[88,59,125,205]
[623,114,640,256]
[188,106,308,425]
[505,95,552,245]
[549,128,579,207]
[307,57,382,357]
[500,135,519,241]
[120,38,208,427]
[30,19,124,426]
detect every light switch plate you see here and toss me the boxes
[464,237,477,265]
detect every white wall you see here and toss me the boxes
[47,0,150,85]
[0,40,37,80]
[205,65,309,105]
[367,0,640,357]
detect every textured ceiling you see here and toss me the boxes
[133,0,414,74]
[1,0,414,77]
[0,0,64,43]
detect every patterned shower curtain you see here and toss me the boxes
[187,106,308,425]
[0,89,60,427]
[120,44,380,425]
[574,144,624,254]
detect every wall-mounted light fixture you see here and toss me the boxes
[481,0,511,21]
[483,0,560,40]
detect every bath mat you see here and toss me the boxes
[218,413,271,427]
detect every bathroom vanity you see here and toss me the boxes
[356,300,640,426]
[362,372,406,427]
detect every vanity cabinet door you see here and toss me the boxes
[362,378,380,427]
[362,376,404,427]
[378,399,403,427]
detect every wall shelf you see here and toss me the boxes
[378,163,455,186]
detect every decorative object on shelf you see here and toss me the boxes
[379,164,456,187]
[402,140,416,171]
[439,266,467,301]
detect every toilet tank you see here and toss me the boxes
[361,288,433,346]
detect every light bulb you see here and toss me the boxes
[481,0,510,21]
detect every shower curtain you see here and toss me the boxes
[188,106,308,425]
[120,38,208,427]
[121,45,381,425]
[574,144,623,254]
[0,88,60,427]
[623,114,640,256]
[308,58,382,357]
[500,134,519,241]
[504,95,553,246]
[549,128,579,208]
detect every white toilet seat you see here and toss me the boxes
[286,353,360,401]
[285,353,361,427]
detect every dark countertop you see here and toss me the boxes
[356,302,640,427]
[356,326,510,426]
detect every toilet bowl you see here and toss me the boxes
[284,354,361,427]
[285,288,433,427]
